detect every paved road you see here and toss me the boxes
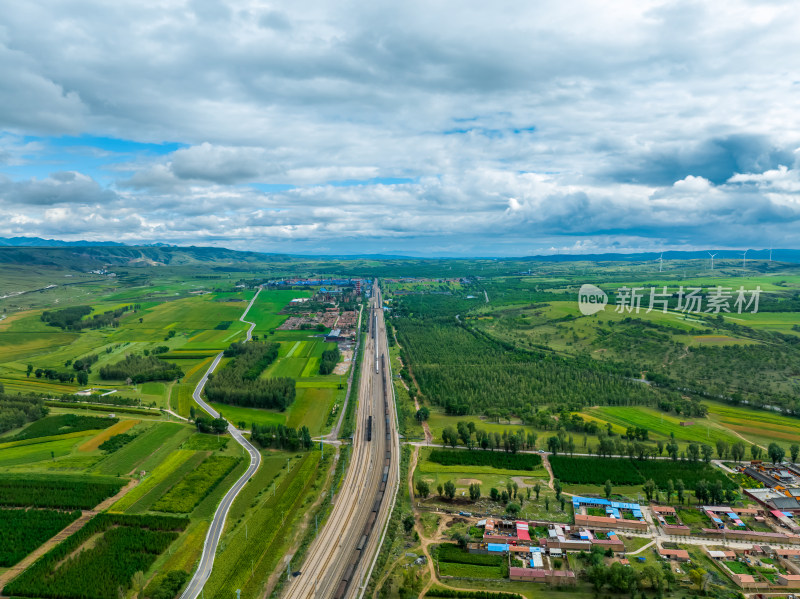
[285,281,399,599]
[180,289,263,599]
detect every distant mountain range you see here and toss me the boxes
[0,236,798,264]
[520,249,800,264]
[0,236,127,247]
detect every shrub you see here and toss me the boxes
[429,449,541,470]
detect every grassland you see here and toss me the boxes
[78,418,140,451]
[584,406,741,446]
[705,401,800,448]
[249,289,309,333]
[414,447,548,503]
[93,422,191,476]
[151,455,240,513]
[203,451,323,599]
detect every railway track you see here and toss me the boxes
[284,281,399,599]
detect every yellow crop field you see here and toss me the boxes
[79,419,140,452]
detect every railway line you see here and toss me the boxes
[284,280,399,599]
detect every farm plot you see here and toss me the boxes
[78,419,140,452]
[208,402,285,428]
[93,422,189,476]
[202,452,321,599]
[109,449,197,513]
[8,414,117,442]
[0,508,81,566]
[586,406,741,446]
[286,386,339,434]
[3,513,189,599]
[0,433,97,468]
[151,455,240,513]
[706,402,800,446]
[550,456,735,489]
[435,544,505,580]
[0,474,125,509]
[247,290,308,333]
[428,449,542,470]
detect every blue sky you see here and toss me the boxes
[0,0,799,256]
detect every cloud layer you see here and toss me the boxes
[0,0,799,255]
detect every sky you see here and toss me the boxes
[1,0,799,257]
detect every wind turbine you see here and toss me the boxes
[657,252,664,273]
[708,251,717,272]
[769,246,773,262]
[742,249,749,274]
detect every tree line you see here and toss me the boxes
[206,342,294,409]
[0,394,48,435]
[99,354,183,383]
[250,422,313,450]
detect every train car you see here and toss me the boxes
[366,415,372,441]
[333,580,348,599]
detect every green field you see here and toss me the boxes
[705,401,800,448]
[0,433,97,468]
[584,406,741,446]
[248,290,309,333]
[93,422,191,476]
[202,451,323,599]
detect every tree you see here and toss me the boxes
[768,442,785,464]
[731,441,746,462]
[666,479,674,504]
[715,440,729,460]
[490,487,499,501]
[469,483,481,501]
[403,514,415,533]
[687,443,700,462]
[500,490,509,503]
[526,487,531,500]
[512,481,519,499]
[211,417,227,435]
[695,479,708,504]
[792,444,800,464]
[443,480,456,500]
[676,479,685,504]
[26,364,33,378]
[506,502,520,516]
[533,482,541,500]
[604,479,613,500]
[642,479,656,502]
[132,571,145,595]
[76,370,89,386]
[751,444,762,460]
[415,407,430,422]
[547,435,561,455]
[545,496,550,511]
[688,568,707,591]
[701,444,713,463]
[553,479,562,501]
[437,483,444,497]
[415,479,430,498]
[442,426,458,448]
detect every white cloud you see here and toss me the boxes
[0,0,798,253]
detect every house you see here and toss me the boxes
[777,574,800,587]
[658,548,690,562]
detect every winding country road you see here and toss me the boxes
[179,288,263,599]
